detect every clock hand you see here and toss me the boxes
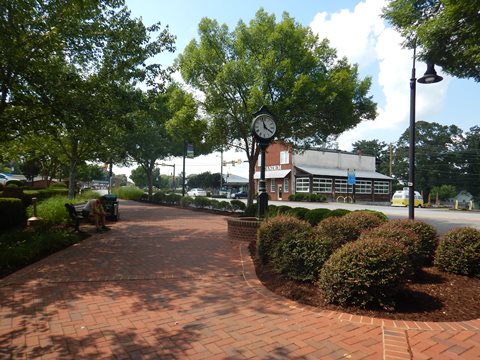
[262,120,273,133]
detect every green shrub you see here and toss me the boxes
[180,196,194,207]
[257,215,310,265]
[243,203,257,217]
[304,208,331,226]
[353,209,389,221]
[289,193,307,202]
[152,191,167,203]
[271,230,337,281]
[0,227,79,274]
[380,219,438,265]
[343,211,387,230]
[113,186,144,200]
[307,193,327,202]
[315,212,383,246]
[0,198,25,230]
[267,205,278,217]
[276,205,292,215]
[209,199,221,210]
[287,207,309,220]
[49,183,67,188]
[219,201,232,211]
[434,227,480,277]
[230,199,246,211]
[324,208,350,218]
[193,196,211,208]
[165,193,182,205]
[316,216,360,245]
[360,223,423,273]
[318,238,411,310]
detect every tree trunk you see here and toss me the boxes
[67,140,79,199]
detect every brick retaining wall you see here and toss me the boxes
[226,217,260,242]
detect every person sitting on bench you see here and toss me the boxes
[82,198,109,232]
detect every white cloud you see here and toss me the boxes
[309,0,449,150]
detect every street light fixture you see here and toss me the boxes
[409,47,443,220]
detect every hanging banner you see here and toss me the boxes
[186,143,194,158]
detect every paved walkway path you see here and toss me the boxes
[1,201,479,359]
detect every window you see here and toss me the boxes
[295,178,310,192]
[374,181,390,194]
[312,178,332,193]
[270,180,276,193]
[355,180,372,194]
[284,178,289,193]
[280,151,289,165]
[334,179,352,193]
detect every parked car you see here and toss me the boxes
[0,173,27,186]
[187,188,207,197]
[231,191,248,199]
[391,188,424,208]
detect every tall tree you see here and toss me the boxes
[383,0,480,81]
[352,139,390,176]
[392,121,464,195]
[1,1,176,197]
[178,9,377,204]
[125,84,207,198]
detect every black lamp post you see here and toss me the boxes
[408,47,443,220]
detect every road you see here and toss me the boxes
[268,200,480,235]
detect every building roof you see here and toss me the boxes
[223,173,249,185]
[254,170,291,179]
[295,166,392,180]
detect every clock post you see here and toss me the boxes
[251,105,277,219]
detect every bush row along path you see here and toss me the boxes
[1,201,479,359]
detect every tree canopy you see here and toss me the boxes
[383,0,480,81]
[178,9,377,203]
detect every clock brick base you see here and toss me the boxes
[226,217,260,242]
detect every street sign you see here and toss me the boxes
[347,170,356,185]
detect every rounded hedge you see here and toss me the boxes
[360,223,423,273]
[434,227,480,277]
[318,238,411,310]
[343,211,387,231]
[287,207,310,220]
[257,215,311,265]
[230,199,246,211]
[382,219,438,265]
[243,204,257,217]
[271,229,336,281]
[324,208,350,218]
[304,208,331,226]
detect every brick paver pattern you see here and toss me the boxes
[1,201,479,359]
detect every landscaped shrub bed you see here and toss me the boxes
[304,208,331,226]
[0,226,83,277]
[435,227,480,277]
[254,210,479,314]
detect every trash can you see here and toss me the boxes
[101,194,119,221]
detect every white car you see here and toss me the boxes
[0,173,27,186]
[187,188,207,197]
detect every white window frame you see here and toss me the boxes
[280,151,289,165]
[284,178,289,193]
[295,177,310,193]
[334,179,352,193]
[374,181,390,194]
[312,178,332,193]
[270,180,276,193]
[355,180,372,194]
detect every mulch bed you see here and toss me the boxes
[250,242,480,322]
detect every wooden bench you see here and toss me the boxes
[65,203,89,231]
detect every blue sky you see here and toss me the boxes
[121,0,479,177]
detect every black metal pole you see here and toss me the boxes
[408,46,417,220]
[182,141,186,196]
[257,142,268,219]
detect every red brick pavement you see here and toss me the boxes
[0,201,479,359]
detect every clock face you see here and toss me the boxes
[252,114,276,140]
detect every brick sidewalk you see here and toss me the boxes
[0,201,479,359]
